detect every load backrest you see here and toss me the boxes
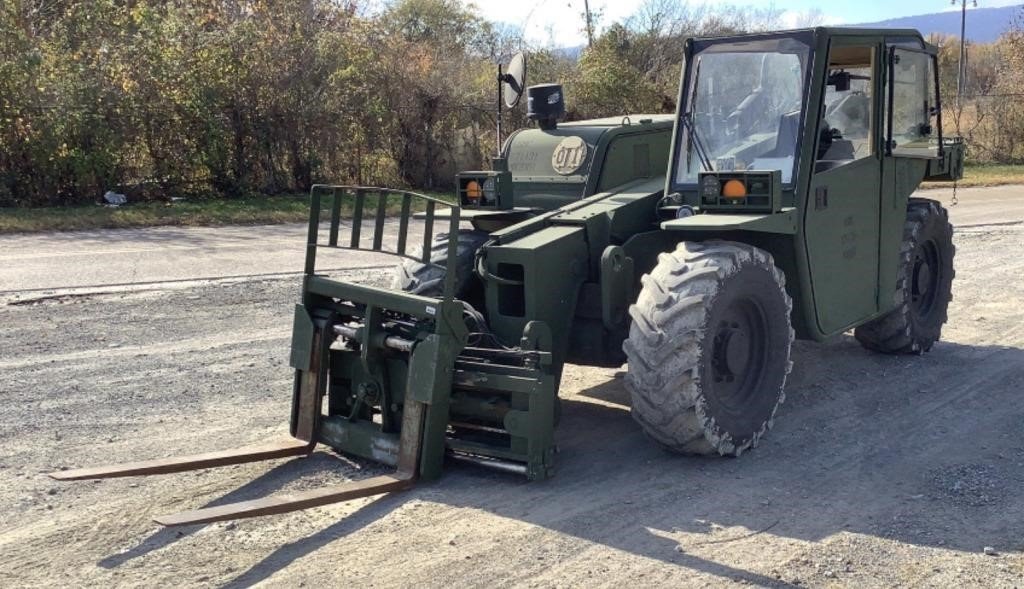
[305,185,461,301]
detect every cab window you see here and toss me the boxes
[889,48,940,158]
[815,46,875,173]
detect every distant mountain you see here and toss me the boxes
[553,45,585,60]
[857,4,1023,43]
[544,5,1022,58]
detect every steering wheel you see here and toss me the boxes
[728,90,768,137]
[817,123,844,160]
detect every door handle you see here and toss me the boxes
[815,186,829,210]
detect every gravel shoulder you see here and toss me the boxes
[1,191,1023,587]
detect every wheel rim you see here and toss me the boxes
[709,297,770,412]
[911,239,941,321]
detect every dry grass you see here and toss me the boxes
[923,164,1024,188]
[3,165,1023,234]
[0,191,449,234]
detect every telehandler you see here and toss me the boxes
[53,27,962,526]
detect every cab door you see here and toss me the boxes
[877,43,943,311]
[804,40,883,335]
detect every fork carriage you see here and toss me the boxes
[52,186,559,526]
[301,185,558,482]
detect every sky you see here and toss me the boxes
[471,0,1024,46]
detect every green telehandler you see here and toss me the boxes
[53,27,963,526]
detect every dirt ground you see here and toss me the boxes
[1,187,1023,588]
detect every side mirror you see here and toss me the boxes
[828,71,851,92]
[502,52,527,109]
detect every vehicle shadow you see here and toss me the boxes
[548,335,1024,555]
[103,336,1023,586]
[219,494,407,589]
[97,452,380,569]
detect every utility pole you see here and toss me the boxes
[952,0,977,108]
[583,0,594,48]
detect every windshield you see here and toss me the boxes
[675,37,811,185]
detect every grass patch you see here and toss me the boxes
[0,190,452,234]
[922,164,1024,189]
[6,165,1023,234]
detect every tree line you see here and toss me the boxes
[1,0,1020,207]
[933,12,1024,165]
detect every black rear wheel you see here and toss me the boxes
[392,230,489,300]
[855,199,954,354]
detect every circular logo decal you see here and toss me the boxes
[551,136,588,175]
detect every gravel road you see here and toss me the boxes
[0,186,1022,587]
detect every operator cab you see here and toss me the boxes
[667,28,946,216]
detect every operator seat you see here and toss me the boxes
[825,92,870,136]
[766,110,800,157]
[816,92,870,172]
[729,89,769,135]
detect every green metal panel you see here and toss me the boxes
[561,114,675,127]
[288,304,315,371]
[407,315,466,479]
[549,176,665,224]
[925,139,965,181]
[414,207,537,223]
[805,157,881,334]
[319,416,400,466]
[600,246,634,332]
[661,209,798,234]
[791,29,841,340]
[482,224,589,370]
[876,156,928,314]
[475,175,664,366]
[878,148,900,313]
[503,117,673,210]
[406,335,449,404]
[306,276,444,319]
[596,128,671,192]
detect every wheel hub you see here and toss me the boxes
[713,322,751,380]
[911,239,941,320]
[916,262,932,295]
[709,297,770,412]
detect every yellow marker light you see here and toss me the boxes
[722,179,747,199]
[465,180,482,203]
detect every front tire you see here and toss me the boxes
[854,198,955,354]
[623,242,794,456]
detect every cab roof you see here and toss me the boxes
[692,26,926,45]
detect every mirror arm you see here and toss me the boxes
[496,63,503,158]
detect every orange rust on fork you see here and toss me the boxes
[49,396,427,527]
[48,437,314,481]
[150,400,427,526]
[153,473,413,526]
